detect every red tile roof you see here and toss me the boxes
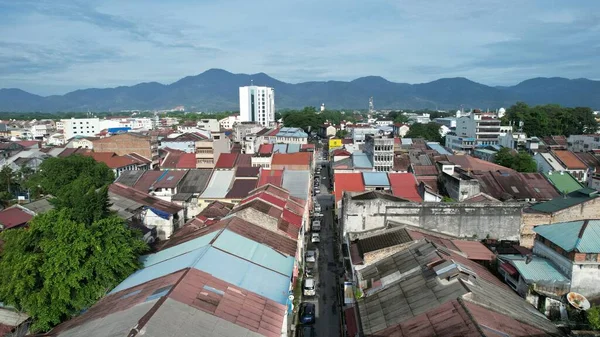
[236,167,260,178]
[0,207,33,229]
[447,155,512,172]
[258,170,284,187]
[198,201,235,219]
[176,153,196,169]
[271,152,312,167]
[388,173,422,202]
[282,209,302,229]
[15,140,40,148]
[463,301,546,336]
[249,184,290,199]
[334,173,365,203]
[411,165,438,176]
[416,176,439,193]
[215,153,239,169]
[331,149,351,157]
[132,170,164,192]
[552,150,587,169]
[258,144,274,155]
[301,144,315,150]
[86,152,138,169]
[266,128,280,136]
[240,192,287,209]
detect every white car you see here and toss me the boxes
[311,233,320,243]
[306,250,316,263]
[314,204,322,212]
[303,278,316,296]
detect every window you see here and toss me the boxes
[586,254,598,262]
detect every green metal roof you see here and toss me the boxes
[533,219,600,253]
[542,171,584,194]
[530,188,598,214]
[500,255,569,283]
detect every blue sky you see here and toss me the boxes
[1,0,599,95]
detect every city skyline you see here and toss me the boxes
[1,0,599,95]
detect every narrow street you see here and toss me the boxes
[302,142,341,337]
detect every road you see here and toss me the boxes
[303,145,341,337]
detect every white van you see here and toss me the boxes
[312,220,321,232]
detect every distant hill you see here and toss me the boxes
[1,69,599,112]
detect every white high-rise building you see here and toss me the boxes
[239,86,275,127]
[61,118,100,140]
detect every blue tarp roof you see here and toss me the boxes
[362,172,390,187]
[273,144,288,154]
[276,127,308,138]
[282,170,310,200]
[286,143,301,153]
[500,255,569,283]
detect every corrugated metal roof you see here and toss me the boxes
[543,171,584,194]
[225,179,258,199]
[540,153,566,171]
[140,232,219,268]
[500,255,569,283]
[273,143,288,154]
[287,143,300,153]
[362,172,390,187]
[352,151,373,168]
[200,170,235,198]
[531,188,598,213]
[212,229,294,276]
[334,173,365,203]
[276,127,308,138]
[426,142,452,155]
[388,173,422,201]
[534,219,600,253]
[282,170,310,200]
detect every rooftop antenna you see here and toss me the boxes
[250,79,254,86]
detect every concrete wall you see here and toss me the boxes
[439,173,481,201]
[521,197,600,248]
[144,209,183,240]
[342,194,524,240]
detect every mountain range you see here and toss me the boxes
[1,69,599,112]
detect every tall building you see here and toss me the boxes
[364,135,394,171]
[239,86,275,127]
[61,118,100,140]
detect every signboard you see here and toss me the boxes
[329,138,342,149]
[344,282,354,304]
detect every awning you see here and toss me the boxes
[344,307,358,337]
[501,262,518,275]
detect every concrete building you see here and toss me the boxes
[364,135,394,172]
[92,132,159,167]
[233,122,262,143]
[454,112,502,147]
[533,219,600,299]
[350,127,379,144]
[433,117,456,128]
[61,118,100,140]
[160,133,206,153]
[219,114,240,129]
[196,118,220,132]
[239,85,275,127]
[30,123,54,140]
[568,134,600,152]
[195,137,230,169]
[445,134,476,153]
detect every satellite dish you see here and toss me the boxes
[567,292,590,310]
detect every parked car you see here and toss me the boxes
[312,220,321,232]
[314,188,320,194]
[311,233,320,243]
[305,267,314,278]
[306,250,316,263]
[299,303,316,324]
[303,278,316,296]
[312,212,323,218]
[314,204,322,212]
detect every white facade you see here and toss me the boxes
[568,135,600,153]
[196,119,220,132]
[219,115,241,129]
[455,113,502,146]
[239,86,275,127]
[30,124,53,139]
[61,118,100,140]
[98,117,153,131]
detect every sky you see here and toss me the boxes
[1,0,599,95]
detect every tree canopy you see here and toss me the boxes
[0,210,147,332]
[404,123,443,143]
[493,148,537,172]
[282,107,324,132]
[504,102,598,137]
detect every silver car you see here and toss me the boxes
[306,250,316,263]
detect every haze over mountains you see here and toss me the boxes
[1,69,599,112]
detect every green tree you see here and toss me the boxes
[282,107,325,132]
[0,166,18,194]
[26,155,114,197]
[336,130,349,138]
[405,123,442,143]
[493,148,515,168]
[0,209,147,332]
[505,102,597,137]
[394,114,410,124]
[588,305,600,330]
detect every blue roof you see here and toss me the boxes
[109,229,295,304]
[500,255,569,283]
[362,172,390,187]
[212,230,295,276]
[274,144,288,154]
[488,145,502,151]
[534,220,600,253]
[276,127,308,138]
[282,170,310,200]
[352,151,373,168]
[286,143,300,153]
[426,142,452,155]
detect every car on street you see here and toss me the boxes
[312,212,323,218]
[312,220,321,231]
[314,188,320,194]
[299,303,316,324]
[305,250,316,263]
[305,267,314,278]
[314,204,321,212]
[303,278,316,296]
[311,233,320,243]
